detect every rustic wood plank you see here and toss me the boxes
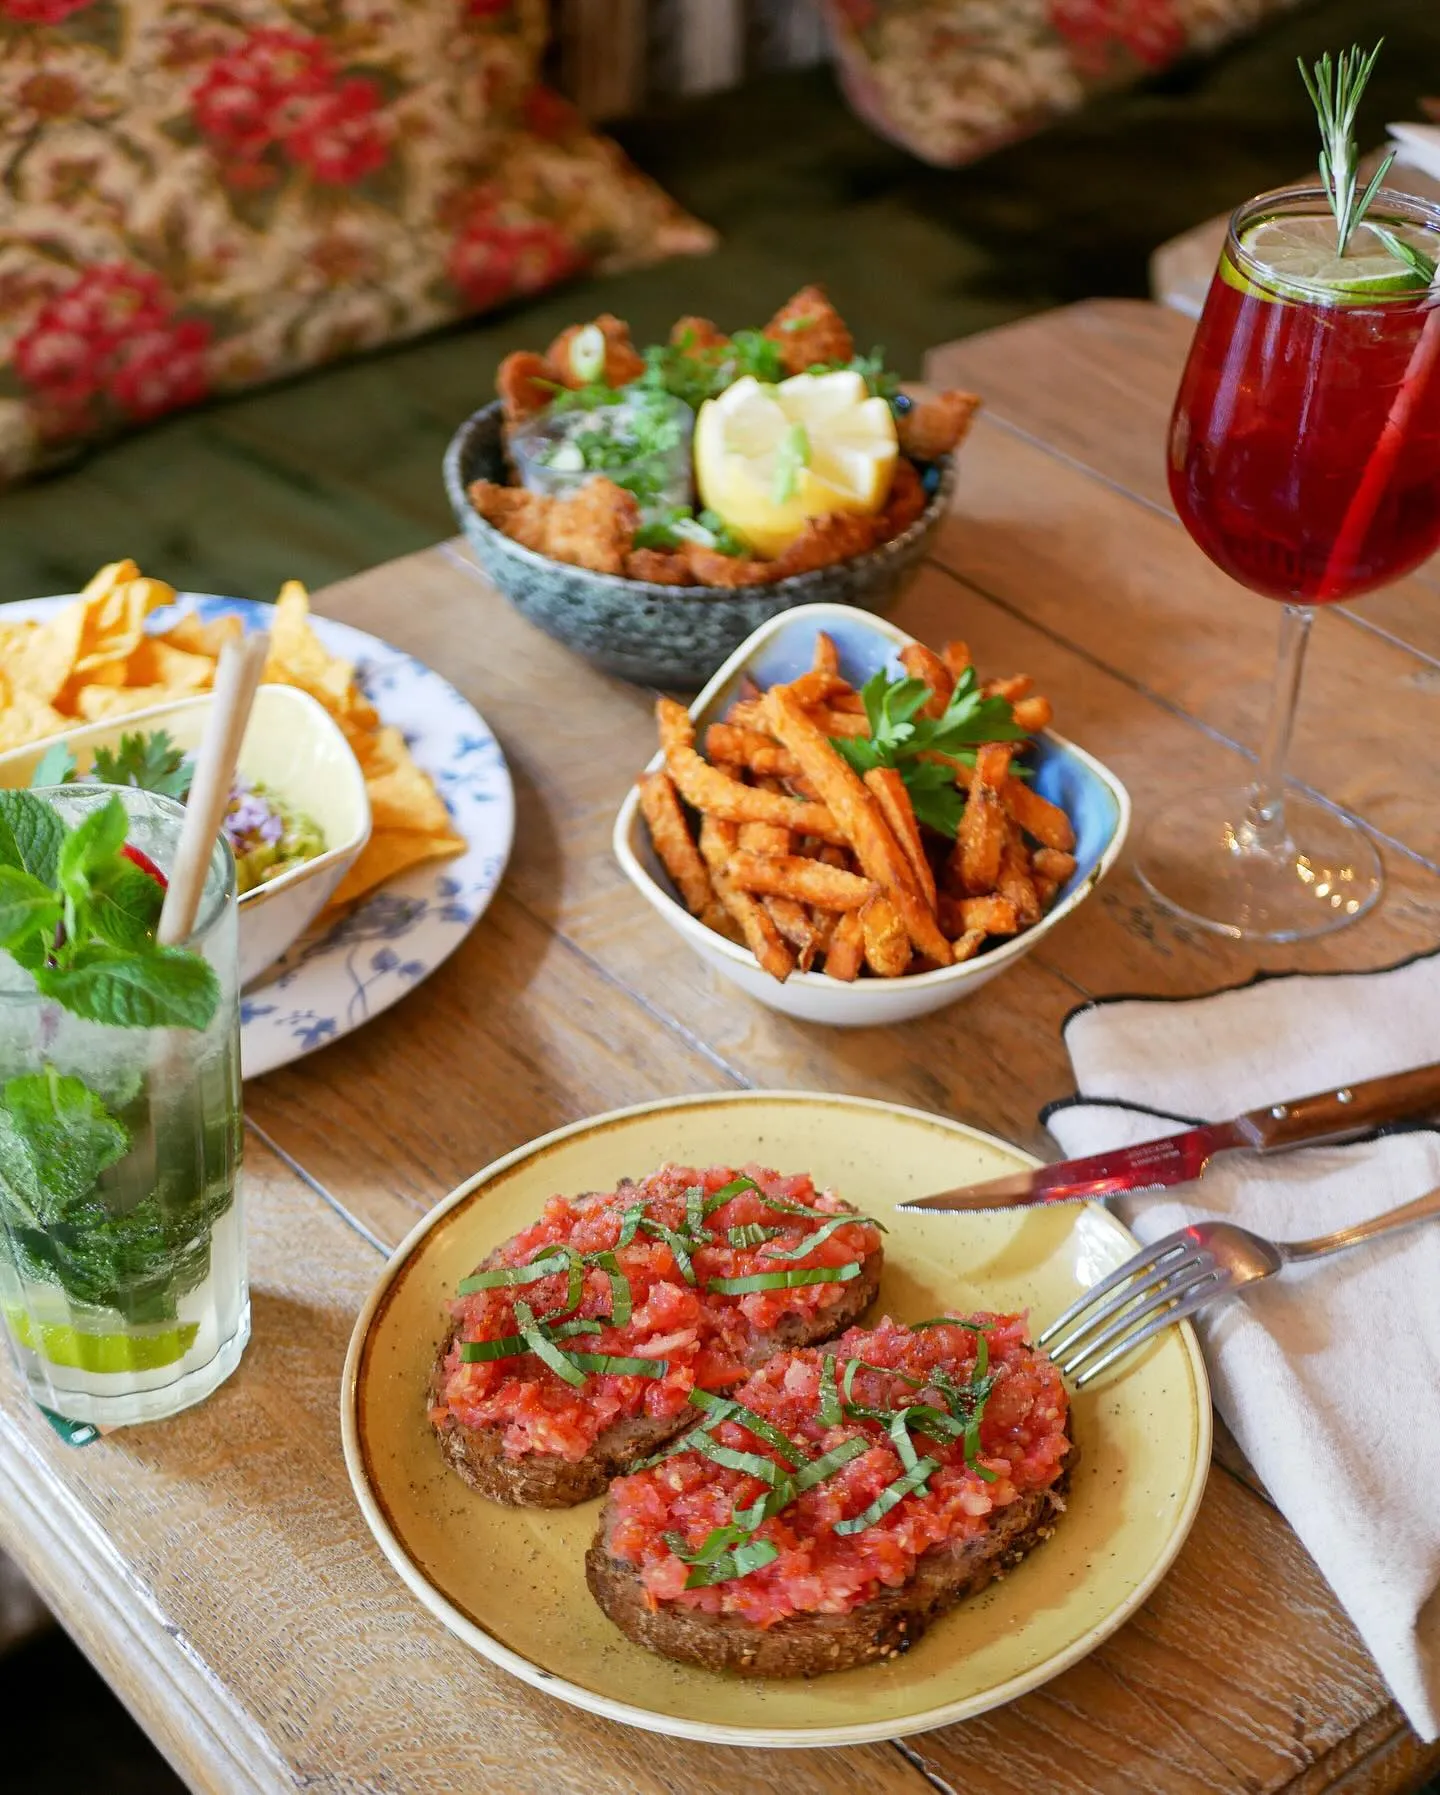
[927,300,1440,647]
[0,1137,923,1795]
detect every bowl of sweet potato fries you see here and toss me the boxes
[613,604,1130,1024]
[444,288,976,690]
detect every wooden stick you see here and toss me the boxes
[157,633,270,947]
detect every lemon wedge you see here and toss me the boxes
[694,371,898,558]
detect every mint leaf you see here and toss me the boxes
[0,791,64,886]
[86,863,165,951]
[30,743,77,789]
[56,794,128,907]
[0,867,61,949]
[35,944,220,1031]
[0,1069,130,1217]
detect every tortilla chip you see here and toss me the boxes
[74,683,186,721]
[6,602,88,705]
[0,680,67,750]
[160,612,244,658]
[329,828,465,911]
[126,639,215,693]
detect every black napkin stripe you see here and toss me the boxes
[1056,940,1440,1042]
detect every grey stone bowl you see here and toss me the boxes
[442,400,958,690]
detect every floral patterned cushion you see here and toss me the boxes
[0,1,712,483]
[821,0,1310,167]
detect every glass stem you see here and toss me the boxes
[1244,603,1313,855]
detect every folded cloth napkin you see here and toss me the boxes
[1044,949,1440,1740]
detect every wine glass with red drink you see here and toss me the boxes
[1138,47,1440,940]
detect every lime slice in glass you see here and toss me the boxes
[1225,216,1435,303]
[6,1306,199,1372]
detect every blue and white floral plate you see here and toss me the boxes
[4,594,514,1080]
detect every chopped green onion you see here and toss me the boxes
[568,322,606,384]
[514,1301,587,1389]
[563,1352,666,1379]
[759,1213,866,1262]
[771,423,810,505]
[818,1354,842,1427]
[457,1250,569,1295]
[702,1175,759,1214]
[586,1249,632,1328]
[833,1457,938,1536]
[707,1263,862,1296]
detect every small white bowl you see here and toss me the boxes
[612,603,1131,1025]
[0,686,371,988]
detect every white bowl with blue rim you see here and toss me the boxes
[0,685,371,990]
[612,602,1130,1025]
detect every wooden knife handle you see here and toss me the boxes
[1238,1062,1440,1151]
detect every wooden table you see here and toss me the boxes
[3,299,1439,1795]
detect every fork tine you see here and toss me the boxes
[1072,1279,1224,1386]
[1037,1229,1197,1349]
[1054,1260,1219,1378]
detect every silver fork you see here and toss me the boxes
[1039,1182,1440,1386]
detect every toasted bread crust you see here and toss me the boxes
[431,1237,882,1509]
[585,1451,1070,1676]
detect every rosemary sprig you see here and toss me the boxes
[1298,41,1394,256]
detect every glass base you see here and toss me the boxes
[1136,785,1382,943]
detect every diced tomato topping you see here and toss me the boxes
[434,1164,881,1463]
[605,1314,1070,1627]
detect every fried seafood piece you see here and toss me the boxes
[681,543,774,588]
[768,510,880,579]
[670,315,729,352]
[496,352,555,427]
[467,480,550,553]
[624,548,693,585]
[896,386,981,461]
[543,477,640,575]
[876,458,928,541]
[764,285,854,376]
[546,314,646,388]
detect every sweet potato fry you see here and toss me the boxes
[824,909,865,981]
[722,698,769,732]
[809,907,839,957]
[949,927,987,964]
[938,894,1019,937]
[982,675,1033,702]
[763,686,951,965]
[863,767,936,911]
[764,896,820,970]
[737,822,791,856]
[811,631,840,676]
[1011,695,1053,733]
[899,643,953,720]
[860,896,911,977]
[828,690,866,714]
[657,698,847,844]
[698,816,794,983]
[1031,847,1077,884]
[940,641,972,682]
[703,723,800,781]
[1002,777,1076,853]
[951,745,1009,896]
[997,823,1042,927]
[810,707,870,740]
[1033,875,1060,911]
[726,851,876,911]
[637,769,714,915]
[777,670,852,709]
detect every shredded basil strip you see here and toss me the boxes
[889,1409,920,1472]
[750,1191,889,1233]
[833,1456,939,1536]
[909,1314,988,1330]
[514,1301,587,1389]
[702,1175,759,1215]
[640,1217,696,1285]
[629,1394,737,1470]
[690,1433,787,1484]
[681,1537,780,1589]
[563,1352,666,1379]
[818,1354,842,1427]
[721,1400,808,1469]
[707,1262,862,1296]
[586,1249,632,1329]
[684,1185,711,1243]
[759,1213,867,1262]
[793,1434,870,1492]
[727,1222,786,1249]
[456,1250,570,1295]
[546,1318,603,1340]
[664,1524,748,1567]
[458,1335,530,1363]
[615,1202,645,1249]
[841,1356,924,1405]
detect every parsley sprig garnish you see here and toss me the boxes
[639,327,785,410]
[830,668,1029,838]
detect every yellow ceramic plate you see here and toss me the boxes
[341,1092,1210,1747]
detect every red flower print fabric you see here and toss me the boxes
[820,0,1309,167]
[0,1,712,482]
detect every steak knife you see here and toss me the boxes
[896,1061,1440,1215]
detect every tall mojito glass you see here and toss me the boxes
[0,786,246,1425]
